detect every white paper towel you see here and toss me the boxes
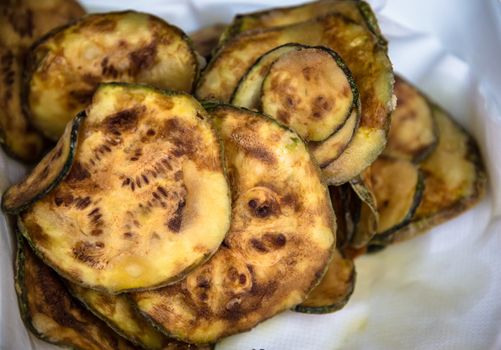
[1,1,500,349]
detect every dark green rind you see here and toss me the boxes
[2,111,85,215]
[357,0,387,48]
[292,263,356,314]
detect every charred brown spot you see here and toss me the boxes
[129,40,158,75]
[105,107,142,134]
[263,232,287,248]
[277,109,290,123]
[167,199,186,232]
[302,66,314,80]
[311,95,333,119]
[248,198,278,218]
[92,18,116,31]
[67,162,90,182]
[75,196,91,210]
[146,128,156,136]
[250,238,268,253]
[69,89,94,104]
[100,57,118,77]
[72,241,104,267]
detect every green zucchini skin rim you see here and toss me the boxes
[22,10,201,138]
[2,111,85,215]
[292,260,356,314]
[258,44,361,143]
[219,0,387,53]
[134,103,337,341]
[18,82,232,294]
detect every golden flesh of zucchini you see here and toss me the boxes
[2,112,84,214]
[15,238,135,350]
[231,43,304,110]
[19,84,231,293]
[0,0,85,162]
[370,157,424,234]
[392,106,486,242]
[26,11,200,140]
[383,76,437,162]
[294,249,355,313]
[261,47,356,142]
[310,107,359,166]
[190,23,227,59]
[224,0,386,47]
[196,13,393,184]
[68,283,207,350]
[132,105,335,344]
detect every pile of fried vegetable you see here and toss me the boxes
[0,0,486,349]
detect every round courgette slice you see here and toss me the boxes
[131,105,335,344]
[261,46,357,142]
[25,11,200,140]
[231,43,305,110]
[294,249,355,314]
[19,83,231,293]
[370,157,424,236]
[0,0,85,162]
[15,237,135,350]
[196,13,393,184]
[2,111,84,215]
[383,76,437,162]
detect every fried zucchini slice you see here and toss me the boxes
[0,0,85,162]
[2,112,84,214]
[222,0,386,48]
[131,105,335,344]
[232,43,360,165]
[370,157,424,236]
[19,83,231,293]
[15,237,135,350]
[349,169,379,248]
[389,105,486,243]
[68,283,209,350]
[190,24,227,60]
[231,43,304,110]
[261,46,357,142]
[383,76,437,162]
[294,249,355,314]
[25,11,200,140]
[196,13,393,184]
